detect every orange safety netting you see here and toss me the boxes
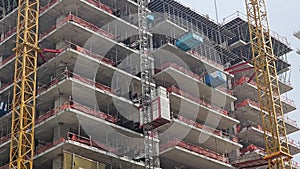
[167,86,229,116]
[160,139,228,163]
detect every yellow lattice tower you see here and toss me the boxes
[245,0,292,168]
[9,0,39,168]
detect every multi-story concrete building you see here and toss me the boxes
[0,0,298,168]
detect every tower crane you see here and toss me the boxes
[9,0,39,167]
[245,0,292,168]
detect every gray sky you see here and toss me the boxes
[178,0,300,162]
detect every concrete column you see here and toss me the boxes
[53,123,69,141]
[56,40,67,50]
[52,156,63,169]
[54,95,69,108]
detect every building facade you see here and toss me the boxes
[0,0,298,168]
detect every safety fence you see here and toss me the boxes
[234,77,295,107]
[238,144,299,168]
[84,0,112,14]
[37,70,113,95]
[160,139,229,164]
[240,144,265,156]
[35,137,66,155]
[236,99,298,127]
[0,134,9,145]
[35,132,118,156]
[235,99,260,110]
[40,14,115,40]
[0,27,17,43]
[35,100,117,125]
[157,62,233,95]
[234,76,256,87]
[188,50,224,71]
[0,164,8,169]
[288,138,300,149]
[0,0,114,43]
[0,54,14,68]
[167,86,229,116]
[173,113,238,143]
[67,132,118,154]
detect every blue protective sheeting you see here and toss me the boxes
[176,32,203,51]
[147,14,154,23]
[0,102,8,117]
[205,71,226,88]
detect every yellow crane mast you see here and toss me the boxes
[9,0,39,167]
[245,0,292,168]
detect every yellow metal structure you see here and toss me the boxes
[9,0,39,167]
[245,0,292,168]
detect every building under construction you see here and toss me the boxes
[0,0,299,168]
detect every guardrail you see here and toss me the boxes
[160,138,229,163]
[158,62,233,95]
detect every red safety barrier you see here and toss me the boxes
[288,138,300,148]
[0,135,9,145]
[235,99,260,110]
[0,26,17,43]
[234,76,257,87]
[35,100,117,125]
[68,132,118,154]
[188,50,224,70]
[292,161,299,168]
[174,114,238,142]
[167,86,229,116]
[40,14,115,40]
[0,0,59,43]
[158,62,232,95]
[74,44,115,65]
[0,164,8,169]
[160,139,228,163]
[240,144,265,156]
[282,116,298,127]
[84,0,112,14]
[35,137,66,155]
[39,0,58,13]
[0,54,14,67]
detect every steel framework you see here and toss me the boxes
[245,0,292,168]
[138,0,156,168]
[9,0,39,168]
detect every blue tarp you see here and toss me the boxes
[176,32,203,51]
[205,71,226,88]
[147,14,154,23]
[0,102,8,117]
